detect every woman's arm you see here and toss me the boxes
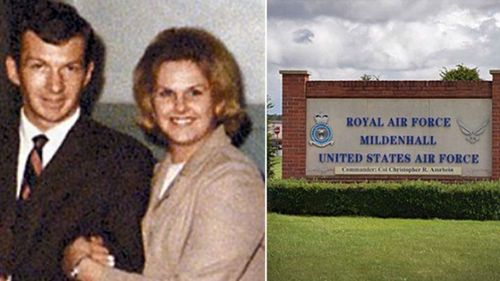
[173,161,265,281]
[86,161,264,281]
[62,236,115,279]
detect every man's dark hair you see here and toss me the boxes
[9,0,95,66]
[7,0,105,115]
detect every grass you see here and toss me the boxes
[267,213,500,281]
[271,156,282,179]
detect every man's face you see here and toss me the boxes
[6,31,94,131]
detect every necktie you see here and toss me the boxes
[20,135,49,200]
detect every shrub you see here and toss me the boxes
[267,179,500,220]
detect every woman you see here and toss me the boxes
[64,27,264,281]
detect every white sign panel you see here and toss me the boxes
[306,99,492,177]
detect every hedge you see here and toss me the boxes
[267,179,500,220]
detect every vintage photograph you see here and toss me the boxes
[0,0,265,280]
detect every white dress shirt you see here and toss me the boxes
[159,162,185,199]
[16,107,81,199]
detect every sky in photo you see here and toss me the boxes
[268,0,500,114]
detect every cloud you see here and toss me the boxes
[293,28,314,43]
[268,0,500,23]
[267,0,500,114]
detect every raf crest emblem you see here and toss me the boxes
[457,118,489,144]
[309,113,334,147]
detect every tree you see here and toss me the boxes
[440,64,480,81]
[267,97,277,179]
[267,128,277,179]
[360,74,380,81]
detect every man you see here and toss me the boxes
[0,1,155,280]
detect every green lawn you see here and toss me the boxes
[267,213,500,281]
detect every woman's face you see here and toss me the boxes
[152,60,220,150]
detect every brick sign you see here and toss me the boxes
[280,70,500,181]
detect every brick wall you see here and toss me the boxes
[280,71,308,179]
[281,70,500,180]
[306,80,491,98]
[490,70,500,179]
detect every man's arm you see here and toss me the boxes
[0,214,15,279]
[101,143,155,272]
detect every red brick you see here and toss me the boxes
[281,70,499,181]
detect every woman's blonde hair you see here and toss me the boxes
[134,27,246,137]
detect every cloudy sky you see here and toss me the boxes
[267,0,500,114]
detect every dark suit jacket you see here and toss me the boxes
[0,115,155,281]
